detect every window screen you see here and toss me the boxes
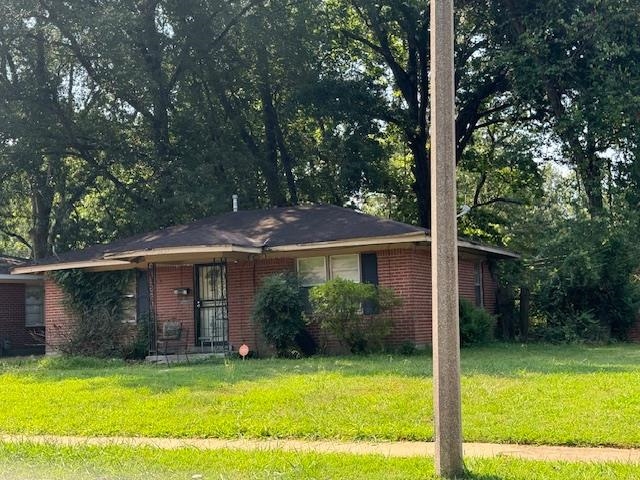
[329,254,360,283]
[25,285,44,327]
[297,257,327,286]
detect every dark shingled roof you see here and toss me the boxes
[0,255,30,274]
[30,205,428,267]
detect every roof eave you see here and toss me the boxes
[267,232,429,252]
[11,260,132,275]
[0,273,44,282]
[103,244,263,260]
[457,240,520,259]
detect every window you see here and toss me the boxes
[329,254,360,283]
[25,285,44,327]
[297,254,361,285]
[121,293,137,324]
[297,257,327,286]
[474,262,484,307]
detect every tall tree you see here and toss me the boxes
[327,0,513,227]
[497,0,640,218]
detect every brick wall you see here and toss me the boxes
[44,278,73,354]
[227,257,295,354]
[377,248,432,348]
[482,262,497,314]
[628,319,640,342]
[152,265,195,346]
[458,258,477,306]
[0,283,41,354]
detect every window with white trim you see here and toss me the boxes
[297,254,361,285]
[297,256,327,286]
[25,285,44,327]
[329,254,360,283]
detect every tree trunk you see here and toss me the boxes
[409,134,431,228]
[257,44,287,206]
[496,283,516,340]
[576,152,605,218]
[30,176,54,260]
[139,0,172,171]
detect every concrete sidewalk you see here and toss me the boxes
[1,434,639,464]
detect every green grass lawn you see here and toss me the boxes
[0,442,638,480]
[0,344,639,447]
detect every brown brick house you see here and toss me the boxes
[13,205,518,355]
[0,255,45,356]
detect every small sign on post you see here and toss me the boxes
[238,344,249,360]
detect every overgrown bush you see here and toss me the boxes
[529,310,609,344]
[120,319,151,360]
[531,218,640,341]
[51,269,134,358]
[459,298,494,346]
[309,278,401,354]
[252,273,307,357]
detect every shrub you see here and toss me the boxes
[252,273,307,357]
[397,341,417,356]
[309,278,401,354]
[120,319,151,360]
[459,298,494,346]
[529,310,609,344]
[50,269,135,358]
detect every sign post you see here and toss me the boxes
[430,0,464,477]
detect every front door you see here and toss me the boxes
[195,263,229,351]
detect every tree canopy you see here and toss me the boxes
[1,0,639,339]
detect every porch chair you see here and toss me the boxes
[156,321,190,365]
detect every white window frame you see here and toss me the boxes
[297,256,328,287]
[297,254,361,285]
[329,254,361,283]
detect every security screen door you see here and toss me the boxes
[195,263,229,350]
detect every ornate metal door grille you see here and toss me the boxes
[195,263,229,351]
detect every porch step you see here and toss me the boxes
[145,352,226,365]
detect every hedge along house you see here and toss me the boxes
[0,255,45,356]
[13,205,518,356]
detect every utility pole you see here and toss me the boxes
[430,0,464,477]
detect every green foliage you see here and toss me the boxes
[459,298,494,347]
[530,311,609,344]
[531,218,640,341]
[35,356,126,370]
[309,278,400,354]
[252,273,306,357]
[120,319,151,361]
[50,269,135,357]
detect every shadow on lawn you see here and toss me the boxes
[2,343,639,390]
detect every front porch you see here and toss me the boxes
[145,262,232,358]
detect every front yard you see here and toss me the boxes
[1,343,639,447]
[0,442,638,480]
